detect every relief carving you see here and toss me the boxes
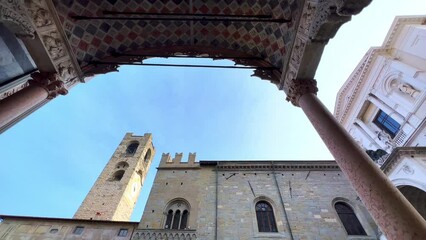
[0,0,35,38]
[29,72,68,99]
[285,79,318,106]
[42,31,65,60]
[25,0,53,28]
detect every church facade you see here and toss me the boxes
[0,133,378,239]
[334,16,426,237]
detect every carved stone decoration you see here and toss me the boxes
[0,0,35,38]
[251,68,280,84]
[0,81,29,101]
[42,30,65,60]
[402,164,414,175]
[285,79,318,106]
[57,61,76,83]
[25,0,53,28]
[29,72,68,99]
[334,0,372,16]
[23,0,83,86]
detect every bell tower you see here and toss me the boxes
[74,133,155,221]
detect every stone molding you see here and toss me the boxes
[0,0,35,38]
[23,0,83,88]
[29,71,68,99]
[384,16,426,49]
[285,78,318,106]
[216,163,339,171]
[281,0,331,94]
[0,73,32,101]
[132,229,197,240]
[381,147,426,175]
[281,0,370,106]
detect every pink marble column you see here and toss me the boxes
[0,72,67,129]
[286,79,426,239]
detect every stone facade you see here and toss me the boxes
[139,153,378,240]
[0,216,137,240]
[0,140,379,239]
[74,133,155,221]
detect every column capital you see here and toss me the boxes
[29,72,68,99]
[285,79,318,106]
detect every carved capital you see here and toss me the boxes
[29,72,68,99]
[285,79,318,106]
[0,0,35,38]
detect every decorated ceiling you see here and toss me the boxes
[53,0,302,82]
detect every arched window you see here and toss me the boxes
[180,210,189,229]
[165,210,173,229]
[172,210,181,229]
[126,142,139,156]
[255,201,277,232]
[335,202,366,235]
[111,170,125,181]
[163,200,190,230]
[144,149,152,162]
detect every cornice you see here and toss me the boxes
[383,16,426,49]
[381,147,426,175]
[334,48,386,123]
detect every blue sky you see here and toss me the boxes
[0,0,425,222]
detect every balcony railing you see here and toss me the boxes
[132,229,197,240]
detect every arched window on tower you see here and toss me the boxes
[335,202,367,235]
[165,210,173,229]
[126,142,139,156]
[163,199,190,230]
[111,170,125,181]
[255,201,277,232]
[144,149,152,162]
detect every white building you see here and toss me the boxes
[334,15,426,230]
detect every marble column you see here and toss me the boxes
[0,72,67,129]
[286,79,426,239]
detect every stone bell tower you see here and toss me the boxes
[74,133,155,221]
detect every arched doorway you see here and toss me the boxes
[399,185,426,220]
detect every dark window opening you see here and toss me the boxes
[373,110,400,138]
[126,142,139,156]
[255,201,277,232]
[73,226,84,235]
[335,202,367,235]
[118,228,128,237]
[111,170,125,181]
[144,149,152,162]
[165,210,173,229]
[172,210,181,229]
[180,210,189,229]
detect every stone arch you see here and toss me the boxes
[398,185,426,220]
[163,198,191,230]
[110,169,125,181]
[126,141,139,155]
[84,46,282,84]
[331,197,371,236]
[252,196,280,232]
[53,0,297,86]
[0,1,36,38]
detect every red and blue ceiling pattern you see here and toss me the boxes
[53,0,301,80]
